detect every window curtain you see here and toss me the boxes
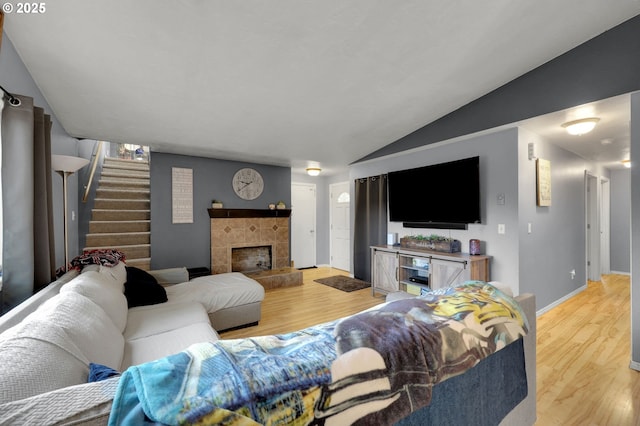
[1,94,55,314]
[353,174,387,282]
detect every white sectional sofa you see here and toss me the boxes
[0,262,263,425]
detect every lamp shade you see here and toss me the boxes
[51,155,89,173]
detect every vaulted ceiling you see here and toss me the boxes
[3,1,640,174]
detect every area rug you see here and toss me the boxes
[314,275,371,292]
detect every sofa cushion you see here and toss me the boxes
[124,266,168,308]
[165,272,265,312]
[121,322,219,369]
[60,270,128,332]
[0,320,89,404]
[148,267,189,286]
[124,301,213,341]
[98,261,128,291]
[34,291,125,369]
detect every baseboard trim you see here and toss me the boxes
[536,284,587,317]
[629,360,640,371]
[609,270,631,276]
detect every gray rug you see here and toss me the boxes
[314,275,371,292]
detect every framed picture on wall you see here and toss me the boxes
[536,158,551,206]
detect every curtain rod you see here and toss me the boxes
[0,84,21,106]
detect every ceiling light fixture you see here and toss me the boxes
[306,167,321,176]
[622,159,631,168]
[561,117,600,135]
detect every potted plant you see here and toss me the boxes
[211,199,223,209]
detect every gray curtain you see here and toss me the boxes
[353,174,387,282]
[1,94,55,314]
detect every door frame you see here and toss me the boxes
[585,172,599,281]
[584,172,610,281]
[600,178,611,274]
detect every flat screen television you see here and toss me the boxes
[388,156,481,228]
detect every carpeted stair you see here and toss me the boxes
[84,157,151,270]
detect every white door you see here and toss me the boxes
[600,178,611,274]
[330,182,351,272]
[291,183,316,269]
[586,173,600,281]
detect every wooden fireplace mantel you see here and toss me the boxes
[208,208,292,219]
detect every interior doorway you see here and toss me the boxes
[585,172,611,281]
[291,182,316,269]
[330,182,350,272]
[600,178,611,275]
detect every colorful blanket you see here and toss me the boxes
[108,281,528,425]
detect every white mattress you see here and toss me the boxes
[164,272,265,313]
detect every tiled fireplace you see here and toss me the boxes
[209,210,290,275]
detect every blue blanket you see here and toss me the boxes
[109,281,528,425]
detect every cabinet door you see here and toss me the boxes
[372,250,399,294]
[430,258,469,290]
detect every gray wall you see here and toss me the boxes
[517,129,597,308]
[359,14,640,163]
[610,169,631,274]
[351,126,605,309]
[0,34,81,268]
[350,128,521,294]
[149,152,291,269]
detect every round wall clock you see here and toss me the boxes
[232,168,264,200]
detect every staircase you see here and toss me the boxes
[84,157,151,270]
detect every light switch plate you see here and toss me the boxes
[498,224,505,234]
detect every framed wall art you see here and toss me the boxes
[536,158,551,206]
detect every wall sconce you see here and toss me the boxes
[306,167,321,176]
[561,117,600,135]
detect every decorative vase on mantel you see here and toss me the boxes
[211,201,223,209]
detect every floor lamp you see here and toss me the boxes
[52,155,90,273]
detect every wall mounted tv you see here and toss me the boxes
[388,156,481,229]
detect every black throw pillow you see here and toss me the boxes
[124,266,168,308]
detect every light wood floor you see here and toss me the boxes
[220,267,385,339]
[536,273,640,425]
[221,268,640,425]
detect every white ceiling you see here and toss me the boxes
[3,1,640,175]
